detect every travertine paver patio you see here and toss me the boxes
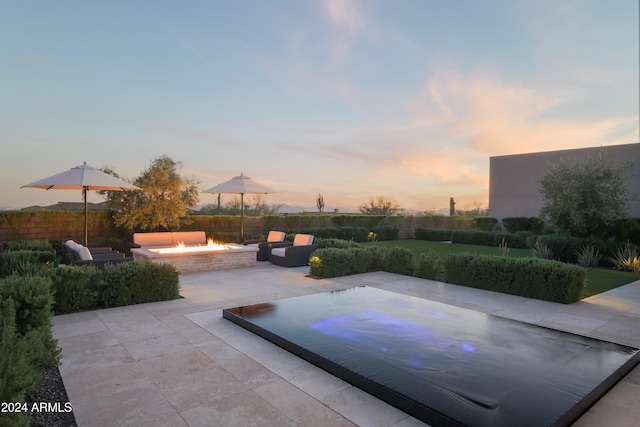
[53,263,640,426]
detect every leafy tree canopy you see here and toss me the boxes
[103,155,200,231]
[359,197,402,215]
[539,150,635,238]
[199,195,281,216]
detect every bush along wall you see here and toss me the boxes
[443,253,585,304]
[284,226,399,242]
[415,228,453,241]
[502,217,544,234]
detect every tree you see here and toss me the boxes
[104,155,200,231]
[198,195,280,216]
[359,197,401,215]
[539,150,634,238]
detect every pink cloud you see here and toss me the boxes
[323,0,366,57]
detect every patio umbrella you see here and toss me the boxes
[21,162,141,245]
[203,173,276,241]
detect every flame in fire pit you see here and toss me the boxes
[155,238,228,254]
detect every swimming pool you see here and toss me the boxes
[223,286,639,426]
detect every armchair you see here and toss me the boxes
[244,231,288,261]
[268,234,318,267]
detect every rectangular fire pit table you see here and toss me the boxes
[131,243,258,273]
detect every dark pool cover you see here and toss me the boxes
[223,286,640,427]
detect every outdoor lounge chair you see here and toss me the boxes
[244,231,288,261]
[268,234,318,267]
[63,240,133,268]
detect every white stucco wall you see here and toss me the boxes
[488,143,640,220]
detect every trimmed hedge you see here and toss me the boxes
[451,230,495,246]
[502,217,543,234]
[450,230,526,248]
[316,238,365,249]
[309,245,412,278]
[94,262,180,308]
[473,216,498,231]
[285,226,398,242]
[443,253,585,303]
[414,250,443,280]
[415,228,453,241]
[41,266,99,314]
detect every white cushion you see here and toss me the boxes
[65,240,78,249]
[246,243,259,248]
[293,234,314,246]
[271,247,286,257]
[74,245,93,261]
[266,231,286,242]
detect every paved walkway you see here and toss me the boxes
[52,264,640,426]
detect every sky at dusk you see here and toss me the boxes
[2,0,638,213]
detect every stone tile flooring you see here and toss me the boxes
[53,263,640,426]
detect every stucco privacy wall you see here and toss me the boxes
[488,143,640,221]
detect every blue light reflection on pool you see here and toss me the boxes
[223,286,640,427]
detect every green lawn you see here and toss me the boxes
[368,239,640,298]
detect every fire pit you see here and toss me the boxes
[130,239,258,273]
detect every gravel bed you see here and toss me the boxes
[25,366,77,427]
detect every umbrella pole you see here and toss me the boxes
[240,193,244,242]
[83,187,88,246]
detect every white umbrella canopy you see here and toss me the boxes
[21,162,141,245]
[203,173,276,241]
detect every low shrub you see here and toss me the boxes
[502,217,543,234]
[349,247,374,274]
[207,231,240,243]
[415,228,453,241]
[414,250,443,280]
[0,276,60,369]
[443,253,585,304]
[41,266,99,314]
[492,232,526,249]
[383,247,413,275]
[576,245,603,268]
[0,300,43,427]
[451,230,496,246]
[95,262,180,308]
[539,235,617,265]
[310,245,412,278]
[98,237,126,253]
[530,241,554,259]
[316,238,364,249]
[616,218,640,245]
[286,226,370,242]
[515,230,536,240]
[0,275,54,335]
[607,242,640,273]
[367,245,386,271]
[371,227,399,241]
[0,250,57,278]
[2,240,54,252]
[473,216,498,231]
[309,248,355,278]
